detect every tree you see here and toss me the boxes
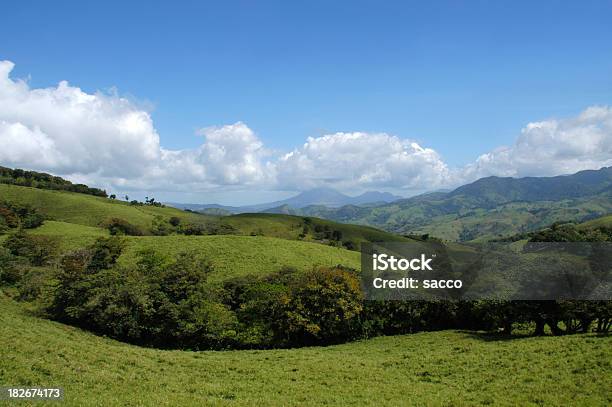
[277,267,363,345]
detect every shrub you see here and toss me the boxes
[276,267,363,345]
[152,216,173,236]
[0,201,45,230]
[103,218,144,236]
[0,247,21,285]
[3,231,59,266]
[48,241,237,349]
[180,223,206,235]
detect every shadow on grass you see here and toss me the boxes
[456,330,534,342]
[457,329,610,342]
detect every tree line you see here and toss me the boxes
[0,166,107,197]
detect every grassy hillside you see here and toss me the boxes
[303,194,612,241]
[117,235,361,281]
[1,184,409,246]
[0,184,208,230]
[29,221,109,251]
[26,223,361,281]
[1,295,610,406]
[225,213,411,245]
[579,214,612,229]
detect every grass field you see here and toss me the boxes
[0,184,208,230]
[225,213,412,245]
[26,222,361,281]
[117,235,361,281]
[3,184,611,406]
[29,221,109,251]
[1,184,409,245]
[1,295,610,406]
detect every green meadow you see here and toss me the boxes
[2,182,611,406]
[117,235,361,281]
[1,296,610,406]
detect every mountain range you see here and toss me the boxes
[169,167,612,241]
[295,167,612,240]
[167,188,403,214]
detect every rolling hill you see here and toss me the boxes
[296,167,612,241]
[0,183,210,231]
[1,181,412,283]
[0,183,410,248]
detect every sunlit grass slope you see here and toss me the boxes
[1,184,410,245]
[0,184,208,230]
[28,223,361,280]
[118,235,361,281]
[1,295,610,407]
[226,213,412,245]
[29,221,109,251]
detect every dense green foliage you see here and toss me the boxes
[0,165,107,197]
[496,221,612,242]
[103,217,145,236]
[0,200,45,231]
[0,236,364,349]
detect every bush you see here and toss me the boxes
[48,240,237,349]
[180,223,206,235]
[276,267,363,345]
[152,216,173,236]
[3,231,59,266]
[0,201,45,230]
[0,247,21,285]
[103,218,144,236]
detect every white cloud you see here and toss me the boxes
[0,60,271,193]
[0,59,611,200]
[462,106,612,180]
[0,60,161,179]
[276,132,451,191]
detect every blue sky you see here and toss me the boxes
[1,1,612,204]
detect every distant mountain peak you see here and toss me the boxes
[167,187,403,213]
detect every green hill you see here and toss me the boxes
[298,167,612,241]
[224,213,411,246]
[579,214,612,229]
[117,235,361,281]
[0,184,409,247]
[26,224,361,281]
[1,295,610,406]
[0,184,209,231]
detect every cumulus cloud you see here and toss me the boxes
[0,60,161,179]
[0,59,611,199]
[462,106,612,180]
[0,60,271,193]
[276,132,451,191]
